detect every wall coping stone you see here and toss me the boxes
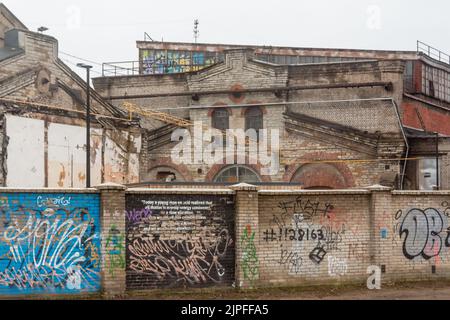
[366,185,393,192]
[95,183,127,191]
[0,188,100,194]
[392,190,450,196]
[126,188,235,195]
[230,183,259,191]
[258,189,371,196]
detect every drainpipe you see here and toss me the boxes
[391,99,409,190]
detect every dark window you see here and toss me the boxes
[156,171,177,182]
[245,107,263,133]
[212,108,230,131]
[429,80,435,97]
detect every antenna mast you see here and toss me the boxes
[194,19,199,43]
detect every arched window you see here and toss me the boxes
[212,108,230,131]
[245,107,263,133]
[214,165,261,183]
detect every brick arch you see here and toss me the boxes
[146,158,193,182]
[207,102,233,117]
[241,103,268,116]
[205,162,272,183]
[283,152,355,189]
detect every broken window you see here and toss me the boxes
[212,108,230,131]
[429,80,435,97]
[156,171,177,182]
[418,158,440,190]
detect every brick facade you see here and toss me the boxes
[95,49,408,189]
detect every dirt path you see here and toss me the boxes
[124,281,450,300]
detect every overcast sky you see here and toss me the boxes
[3,0,450,79]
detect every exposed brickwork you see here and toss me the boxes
[98,183,127,297]
[232,184,260,289]
[95,49,410,189]
[255,187,450,287]
[402,98,450,135]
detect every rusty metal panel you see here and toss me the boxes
[104,130,141,184]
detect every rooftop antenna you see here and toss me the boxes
[144,32,153,42]
[193,19,199,43]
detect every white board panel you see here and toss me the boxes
[5,115,45,188]
[48,123,102,188]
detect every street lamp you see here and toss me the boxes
[77,63,93,188]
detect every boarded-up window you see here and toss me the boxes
[212,108,230,131]
[418,158,440,190]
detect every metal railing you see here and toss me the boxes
[417,41,450,65]
[102,61,140,77]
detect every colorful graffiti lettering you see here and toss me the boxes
[0,193,101,295]
[241,225,259,285]
[142,50,219,75]
[126,208,153,225]
[106,225,125,277]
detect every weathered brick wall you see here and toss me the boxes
[257,190,372,287]
[376,191,450,281]
[0,184,447,297]
[253,187,450,288]
[98,184,126,296]
[131,50,407,186]
[124,189,236,290]
[0,189,102,296]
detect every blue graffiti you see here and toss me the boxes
[0,193,101,295]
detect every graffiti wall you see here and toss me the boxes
[258,194,371,285]
[385,197,450,277]
[141,50,221,75]
[125,193,235,290]
[0,192,101,295]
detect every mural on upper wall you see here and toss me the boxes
[141,50,220,75]
[394,202,450,263]
[0,193,101,295]
[125,194,235,290]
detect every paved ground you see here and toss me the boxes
[123,281,450,300]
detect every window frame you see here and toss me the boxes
[212,108,230,131]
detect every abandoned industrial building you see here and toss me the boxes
[1,3,450,191]
[93,40,450,190]
[3,1,450,302]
